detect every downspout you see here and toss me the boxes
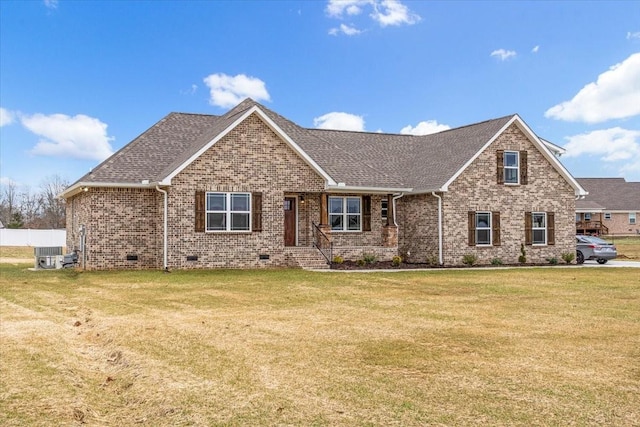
[155,186,169,271]
[431,192,443,265]
[392,193,404,226]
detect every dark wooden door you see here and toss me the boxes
[284,197,296,246]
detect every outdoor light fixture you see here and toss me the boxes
[300,196,305,204]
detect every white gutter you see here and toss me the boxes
[392,193,404,226]
[155,186,169,271]
[325,184,413,194]
[431,192,443,266]
[59,181,155,199]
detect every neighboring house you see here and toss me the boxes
[576,178,640,236]
[60,99,586,270]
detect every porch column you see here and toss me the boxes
[318,193,332,242]
[320,193,328,226]
[383,194,398,247]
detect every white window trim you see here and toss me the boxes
[476,211,492,246]
[504,151,520,185]
[604,212,611,220]
[532,212,547,245]
[630,212,637,225]
[584,213,591,221]
[205,192,251,233]
[328,196,362,232]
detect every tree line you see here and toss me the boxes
[0,175,68,229]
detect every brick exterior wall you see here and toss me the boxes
[66,188,162,270]
[397,194,439,263]
[601,212,639,236]
[440,124,576,265]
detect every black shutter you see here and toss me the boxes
[520,150,528,185]
[195,191,205,232]
[492,211,501,246]
[524,212,532,245]
[362,196,371,231]
[468,211,476,246]
[496,150,505,184]
[547,212,555,245]
[252,192,262,232]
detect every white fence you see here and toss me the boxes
[0,229,67,247]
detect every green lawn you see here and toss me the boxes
[1,264,639,426]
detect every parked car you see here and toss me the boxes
[576,235,617,264]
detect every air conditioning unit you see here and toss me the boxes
[34,247,63,270]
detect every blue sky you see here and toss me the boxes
[1,0,639,191]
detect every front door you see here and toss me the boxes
[284,197,296,246]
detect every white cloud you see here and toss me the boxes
[180,84,198,95]
[532,45,540,53]
[545,53,640,123]
[20,113,114,161]
[326,0,420,31]
[562,127,640,176]
[627,31,640,40]
[490,49,517,61]
[371,0,420,27]
[44,0,58,9]
[400,120,450,135]
[329,23,363,36]
[0,108,15,127]
[313,112,365,131]
[203,73,270,109]
[326,0,369,17]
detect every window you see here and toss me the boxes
[631,212,637,225]
[381,198,388,222]
[584,213,591,221]
[329,196,361,231]
[532,212,546,245]
[476,212,492,245]
[576,213,581,222]
[504,151,519,184]
[497,150,527,185]
[525,211,554,246]
[468,211,500,246]
[604,212,611,220]
[206,192,250,232]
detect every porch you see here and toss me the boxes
[284,192,399,269]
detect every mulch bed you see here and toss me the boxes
[330,261,569,270]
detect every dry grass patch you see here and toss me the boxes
[1,266,639,426]
[612,236,640,259]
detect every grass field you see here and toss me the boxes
[1,260,639,426]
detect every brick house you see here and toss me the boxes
[60,99,586,270]
[575,178,640,236]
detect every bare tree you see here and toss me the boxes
[39,175,68,229]
[20,186,42,228]
[0,180,20,226]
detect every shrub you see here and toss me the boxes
[518,244,527,264]
[332,255,344,264]
[561,252,575,264]
[356,259,366,267]
[546,257,559,265]
[490,258,503,265]
[462,253,477,266]
[426,255,439,266]
[392,255,402,267]
[362,253,377,265]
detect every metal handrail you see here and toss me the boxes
[312,222,332,265]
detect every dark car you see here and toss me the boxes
[576,235,617,264]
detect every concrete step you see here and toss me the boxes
[285,247,331,270]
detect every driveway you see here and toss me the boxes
[579,259,640,268]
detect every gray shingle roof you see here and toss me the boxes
[70,99,516,192]
[576,178,640,211]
